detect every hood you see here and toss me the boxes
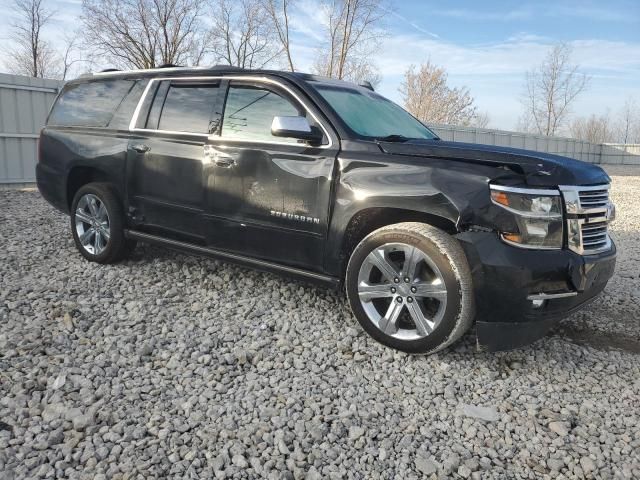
[378,139,610,187]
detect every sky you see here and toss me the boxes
[0,0,639,130]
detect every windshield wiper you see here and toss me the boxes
[375,134,410,143]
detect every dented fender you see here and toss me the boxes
[323,146,527,276]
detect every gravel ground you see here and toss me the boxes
[1,172,639,479]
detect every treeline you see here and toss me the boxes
[519,43,639,144]
[4,0,388,85]
[4,0,638,142]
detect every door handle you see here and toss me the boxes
[131,144,150,153]
[214,154,235,167]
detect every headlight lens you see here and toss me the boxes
[490,186,564,249]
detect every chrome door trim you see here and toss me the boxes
[128,75,335,149]
[526,291,578,300]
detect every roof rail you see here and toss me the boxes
[210,64,244,70]
[84,64,246,79]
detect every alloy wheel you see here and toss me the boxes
[357,242,448,340]
[75,193,110,255]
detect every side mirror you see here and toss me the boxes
[271,116,323,145]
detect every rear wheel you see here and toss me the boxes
[346,222,474,354]
[70,183,131,263]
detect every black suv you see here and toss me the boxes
[37,66,617,353]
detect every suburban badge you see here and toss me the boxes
[270,210,320,224]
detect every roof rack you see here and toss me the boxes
[210,64,244,70]
[82,64,247,79]
[100,64,184,73]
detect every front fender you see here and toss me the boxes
[323,155,503,276]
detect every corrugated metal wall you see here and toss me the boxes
[0,73,62,184]
[599,143,640,165]
[430,124,606,164]
[0,73,638,184]
[430,124,640,165]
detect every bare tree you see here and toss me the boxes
[345,58,382,87]
[522,43,589,136]
[313,0,385,84]
[60,34,95,80]
[472,111,491,129]
[569,113,615,144]
[616,97,639,144]
[208,0,281,69]
[81,0,207,69]
[399,62,480,127]
[5,0,59,78]
[262,0,295,71]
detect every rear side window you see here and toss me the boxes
[157,83,221,133]
[48,80,135,127]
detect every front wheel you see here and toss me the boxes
[70,183,130,264]
[345,222,475,354]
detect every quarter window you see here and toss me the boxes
[222,85,302,143]
[157,83,220,134]
[48,80,135,127]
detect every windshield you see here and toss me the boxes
[311,82,438,140]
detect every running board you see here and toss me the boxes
[125,230,340,288]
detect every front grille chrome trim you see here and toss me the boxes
[559,185,613,255]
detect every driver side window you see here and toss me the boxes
[221,85,303,143]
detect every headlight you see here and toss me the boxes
[490,185,564,249]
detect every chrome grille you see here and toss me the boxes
[581,221,609,251]
[559,184,613,255]
[578,188,609,209]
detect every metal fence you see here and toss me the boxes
[0,73,62,184]
[430,124,640,165]
[0,73,638,184]
[599,143,640,165]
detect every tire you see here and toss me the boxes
[70,182,131,264]
[345,222,475,354]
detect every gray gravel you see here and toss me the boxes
[1,173,639,479]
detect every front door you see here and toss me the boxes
[204,80,339,270]
[127,78,224,243]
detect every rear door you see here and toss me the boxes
[203,78,339,270]
[126,78,224,243]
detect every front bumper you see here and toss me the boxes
[456,231,617,351]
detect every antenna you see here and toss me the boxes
[359,81,374,91]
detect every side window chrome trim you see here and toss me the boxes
[128,75,334,149]
[206,137,324,148]
[129,79,157,131]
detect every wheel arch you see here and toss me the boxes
[66,166,118,209]
[337,207,458,278]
